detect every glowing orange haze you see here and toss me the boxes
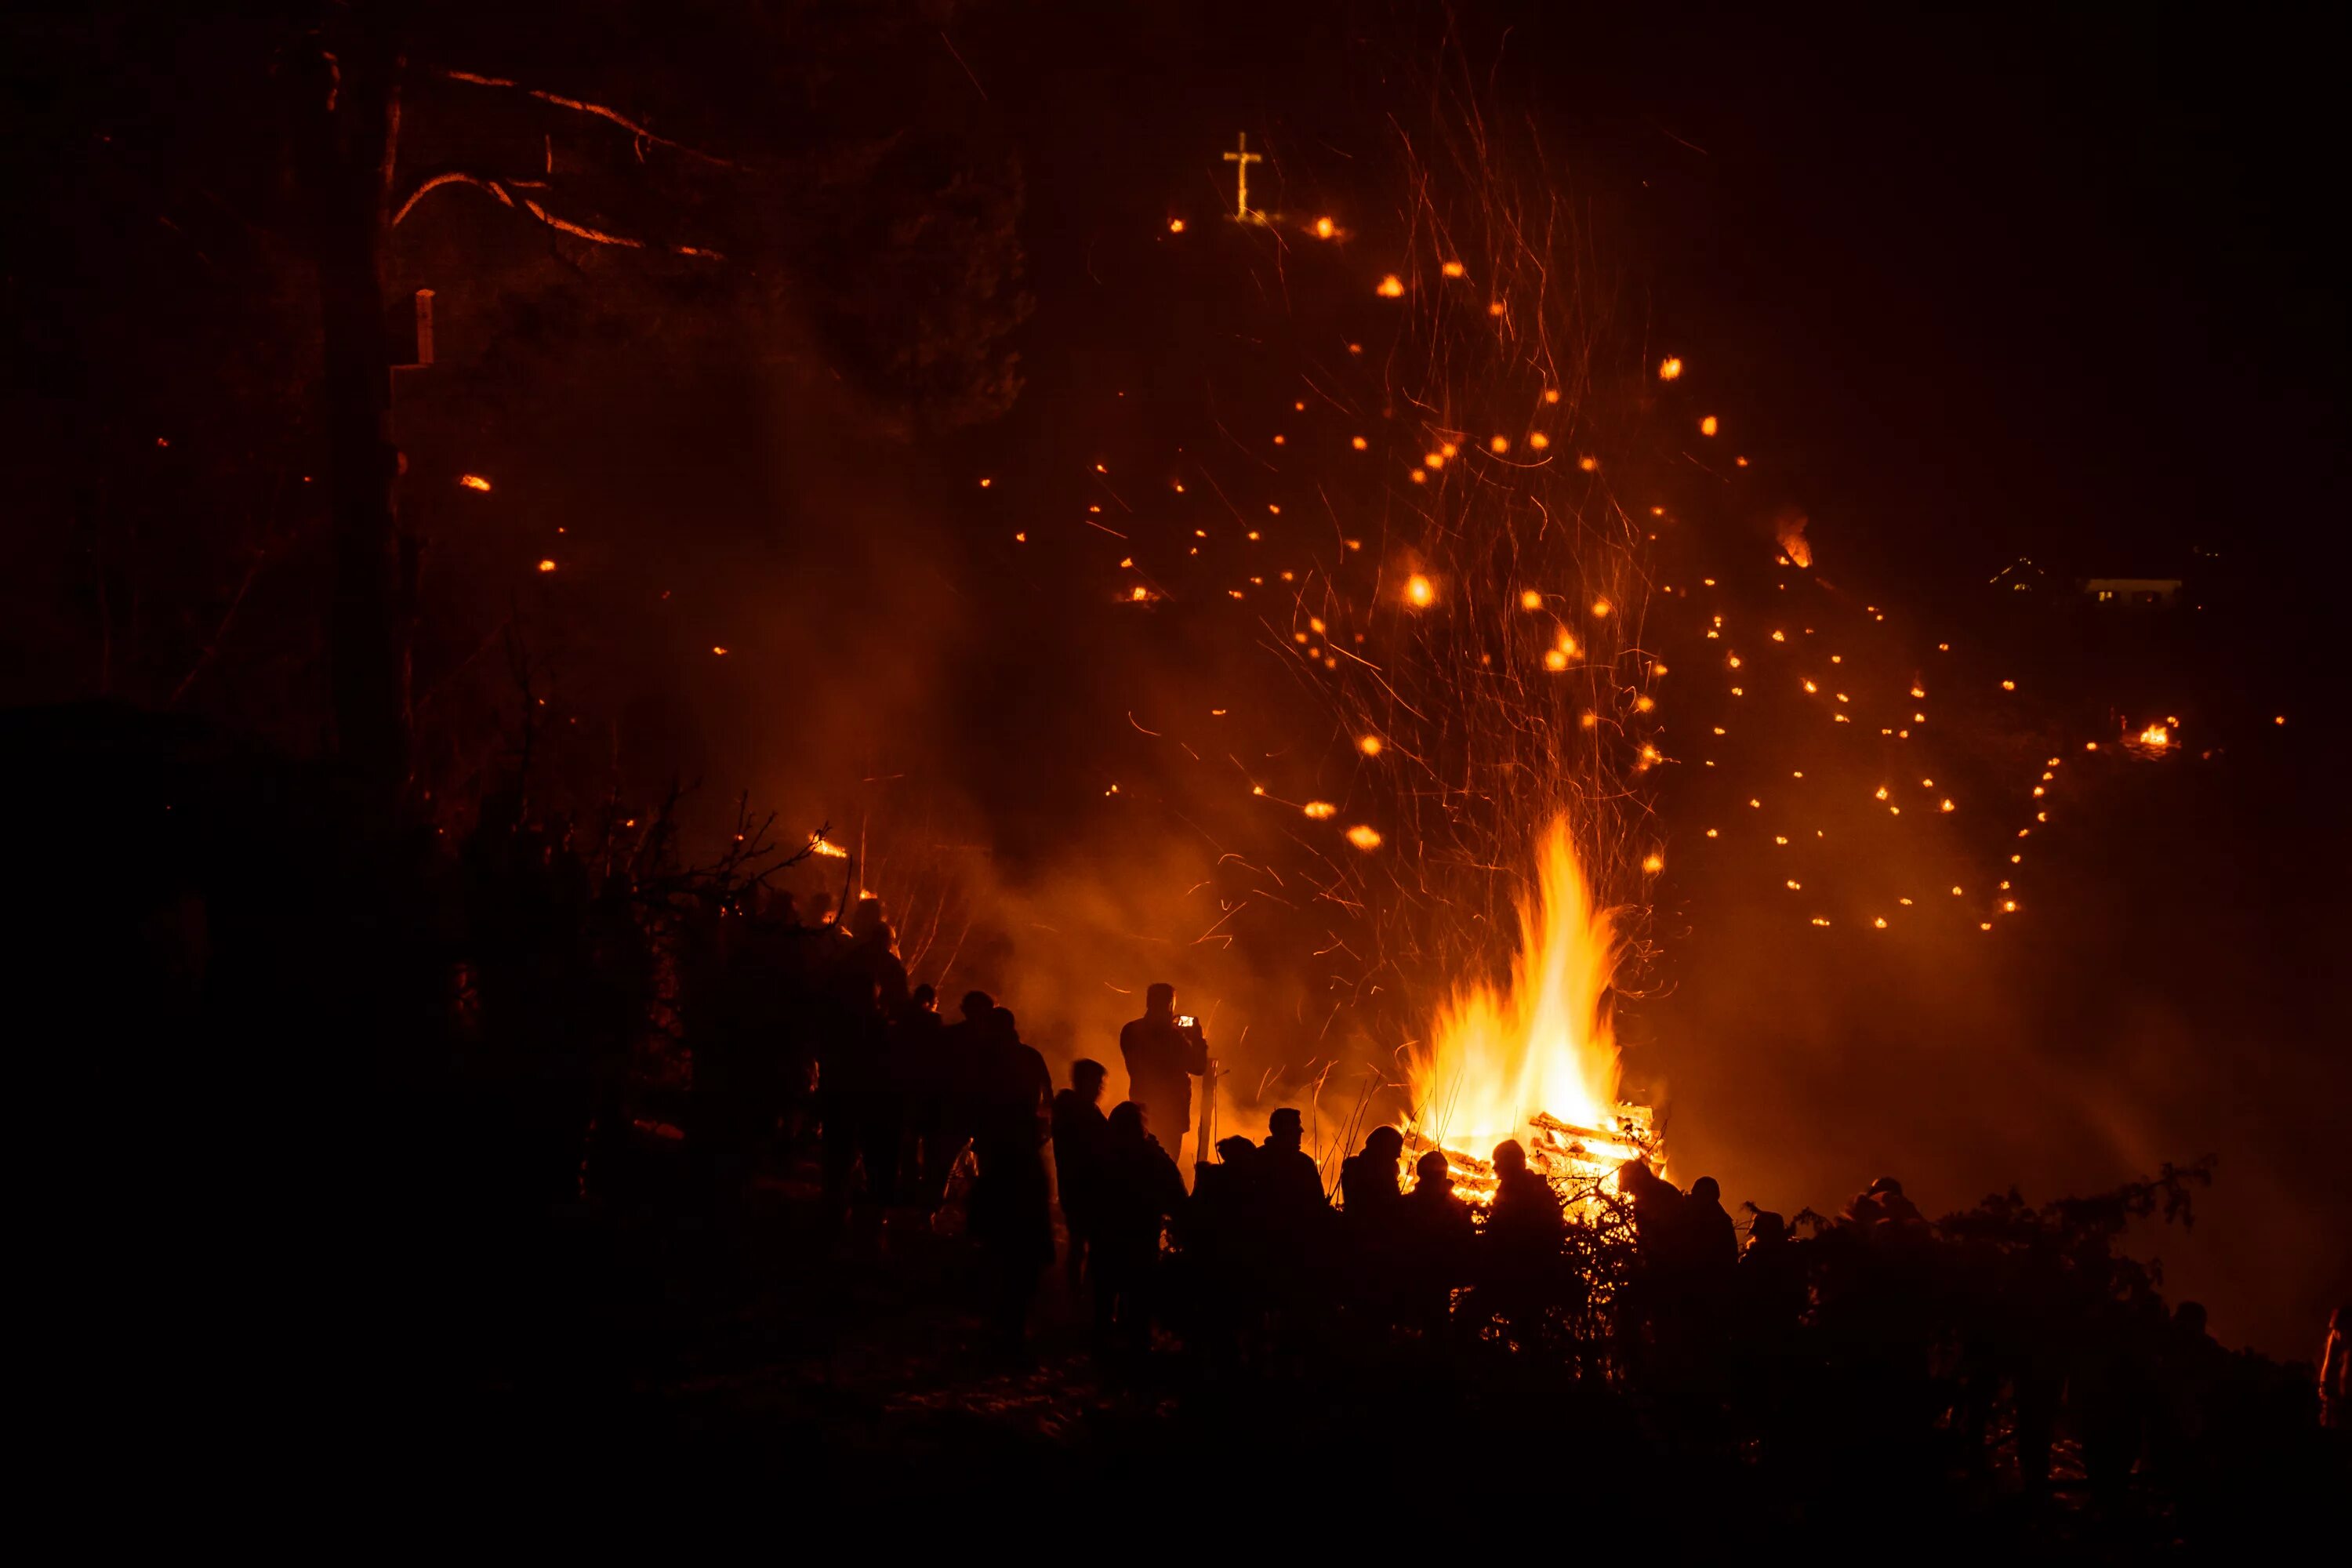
[1410,816,1632,1165]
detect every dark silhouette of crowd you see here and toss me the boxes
[238,800,2322,1544]
[649,893,2347,1539]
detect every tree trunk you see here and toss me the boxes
[292,9,409,808]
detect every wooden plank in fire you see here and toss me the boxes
[1528,1110,1650,1145]
[1403,1131,1494,1176]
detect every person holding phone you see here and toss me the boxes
[1118,982,1208,1145]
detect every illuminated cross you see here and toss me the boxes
[1222,132,1262,220]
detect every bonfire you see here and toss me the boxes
[1408,817,1661,1202]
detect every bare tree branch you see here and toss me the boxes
[441,69,740,169]
[392,169,514,225]
[391,170,722,259]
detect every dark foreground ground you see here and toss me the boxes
[328,1141,2336,1553]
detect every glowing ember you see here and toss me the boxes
[1302,800,1337,819]
[1407,818,1657,1198]
[1405,573,1436,607]
[808,833,849,858]
[1345,825,1384,851]
[458,474,492,492]
[1377,274,1404,298]
[1773,507,1813,569]
[1658,356,1683,380]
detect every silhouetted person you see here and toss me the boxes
[1257,1108,1328,1225]
[967,1007,1054,1356]
[1399,1149,1474,1337]
[1186,1135,1259,1244]
[1735,1208,1806,1334]
[1338,1125,1408,1316]
[1727,1206,1808,1423]
[1118,983,1207,1145]
[1614,1156,1683,1346]
[1052,1059,1112,1295]
[1092,1100,1187,1356]
[810,913,872,1228]
[1617,1158,1682,1252]
[1680,1175,1740,1285]
[837,910,911,1018]
[891,985,945,1210]
[1251,1109,1328,1339]
[895,982,943,1077]
[1340,1125,1406,1221]
[916,989,994,1210]
[1192,1134,1260,1221]
[822,915,909,1220]
[1650,1173,1739,1386]
[1486,1141,1565,1250]
[1184,1132,1265,1346]
[1480,1140,1564,1345]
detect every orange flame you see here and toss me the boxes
[1410,817,1639,1172]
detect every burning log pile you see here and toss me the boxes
[1407,1104,1662,1204]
